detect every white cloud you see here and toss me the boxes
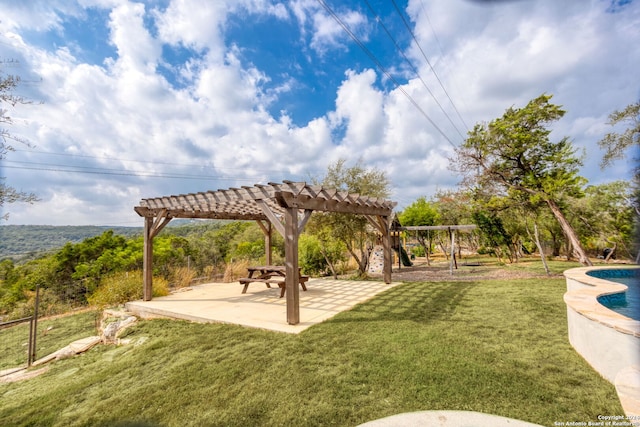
[310,9,367,54]
[153,0,228,54]
[331,69,384,150]
[1,0,639,225]
[108,2,161,73]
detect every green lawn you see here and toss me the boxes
[0,278,622,426]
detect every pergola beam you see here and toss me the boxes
[277,191,393,216]
[256,199,285,237]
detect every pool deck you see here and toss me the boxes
[125,278,402,334]
[564,266,640,417]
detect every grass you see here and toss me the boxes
[0,310,100,370]
[452,255,585,274]
[0,277,623,426]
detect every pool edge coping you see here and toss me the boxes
[563,266,640,337]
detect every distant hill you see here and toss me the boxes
[0,220,230,262]
[0,225,143,261]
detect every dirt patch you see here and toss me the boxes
[374,259,564,282]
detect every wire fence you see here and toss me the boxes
[0,286,100,373]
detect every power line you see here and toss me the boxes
[418,0,446,67]
[314,0,457,147]
[1,161,265,182]
[417,0,471,129]
[389,0,470,133]
[362,0,466,141]
[13,148,322,177]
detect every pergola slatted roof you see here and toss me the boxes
[135,180,396,221]
[134,181,397,325]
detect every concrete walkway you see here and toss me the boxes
[358,411,544,427]
[125,278,402,333]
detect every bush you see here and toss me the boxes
[4,288,75,321]
[169,266,196,288]
[87,270,169,308]
[223,260,250,282]
[410,245,425,257]
[299,235,327,276]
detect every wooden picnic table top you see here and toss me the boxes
[248,265,285,272]
[241,265,309,298]
[247,265,303,273]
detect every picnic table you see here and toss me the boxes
[239,265,309,298]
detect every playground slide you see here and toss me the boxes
[395,246,413,267]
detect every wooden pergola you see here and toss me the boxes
[134,181,397,325]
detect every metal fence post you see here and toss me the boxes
[28,286,40,366]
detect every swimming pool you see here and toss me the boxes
[589,268,640,321]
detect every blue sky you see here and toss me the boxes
[1,0,639,225]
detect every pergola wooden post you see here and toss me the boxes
[134,181,397,325]
[143,216,153,301]
[143,209,172,301]
[284,206,300,324]
[256,220,272,265]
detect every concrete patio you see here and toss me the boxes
[125,278,402,334]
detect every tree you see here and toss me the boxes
[298,234,346,277]
[1,69,38,219]
[472,210,513,263]
[431,189,476,259]
[398,197,440,265]
[303,220,347,278]
[451,94,593,266]
[597,102,640,262]
[598,102,640,168]
[312,159,390,276]
[572,181,635,260]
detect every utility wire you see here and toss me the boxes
[13,148,321,177]
[390,0,470,133]
[314,0,456,147]
[1,161,264,182]
[362,0,466,141]
[418,0,446,67]
[418,0,471,128]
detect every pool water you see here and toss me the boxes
[591,269,640,321]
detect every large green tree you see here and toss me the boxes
[597,102,640,261]
[431,189,476,259]
[312,159,390,276]
[451,94,593,266]
[572,181,635,259]
[398,197,439,265]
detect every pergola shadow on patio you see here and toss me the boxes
[125,278,403,334]
[134,181,397,325]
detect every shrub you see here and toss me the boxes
[88,270,169,308]
[169,266,196,288]
[299,235,327,276]
[223,259,250,282]
[5,288,75,320]
[410,245,425,257]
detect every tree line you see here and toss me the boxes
[0,225,143,261]
[2,63,638,320]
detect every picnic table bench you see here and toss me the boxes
[239,265,309,298]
